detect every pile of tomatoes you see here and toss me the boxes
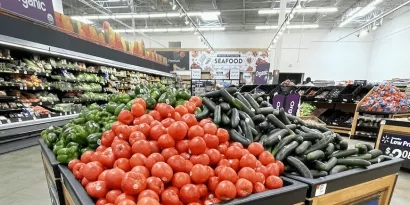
[67,97,285,205]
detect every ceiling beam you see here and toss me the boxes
[212,0,223,26]
[265,0,277,24]
[243,0,246,25]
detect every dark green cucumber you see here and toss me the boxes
[250,126,258,136]
[284,165,295,172]
[286,115,307,126]
[294,129,306,135]
[285,124,297,130]
[306,123,331,132]
[304,135,332,154]
[219,102,231,112]
[336,159,371,167]
[202,97,217,111]
[238,111,255,128]
[213,105,222,125]
[316,157,337,171]
[368,155,386,164]
[195,106,209,120]
[271,134,298,155]
[325,143,335,156]
[202,87,237,98]
[295,141,312,155]
[268,128,281,135]
[258,121,270,131]
[236,99,255,117]
[329,149,358,158]
[254,132,262,142]
[267,114,294,134]
[334,134,343,143]
[228,129,251,147]
[257,107,275,115]
[252,93,263,99]
[299,133,324,141]
[355,143,368,154]
[329,165,348,174]
[252,114,265,124]
[262,129,289,146]
[345,154,372,160]
[310,170,328,178]
[368,149,383,159]
[221,113,230,126]
[220,89,241,108]
[295,136,304,144]
[295,155,308,164]
[256,97,263,103]
[244,93,260,111]
[230,108,240,128]
[236,125,243,134]
[258,134,268,143]
[290,172,301,176]
[287,156,313,179]
[278,107,292,125]
[240,120,253,142]
[300,126,322,135]
[339,141,348,150]
[365,144,374,151]
[275,141,299,161]
[236,93,252,109]
[306,150,325,161]
[323,131,333,136]
[259,101,270,107]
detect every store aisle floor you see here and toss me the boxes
[0,143,409,205]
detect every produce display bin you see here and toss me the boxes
[254,85,278,101]
[39,139,64,205]
[238,85,259,93]
[336,84,361,103]
[294,86,312,97]
[301,87,320,100]
[284,157,403,205]
[59,163,308,205]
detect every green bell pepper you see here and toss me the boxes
[70,125,89,145]
[85,121,100,134]
[71,117,86,125]
[56,147,79,164]
[81,147,93,154]
[106,102,119,114]
[114,104,126,116]
[146,97,156,110]
[87,133,102,149]
[44,132,58,148]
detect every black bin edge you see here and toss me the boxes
[39,139,61,178]
[59,165,95,205]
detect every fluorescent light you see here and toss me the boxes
[168,28,182,32]
[255,26,272,30]
[181,27,195,31]
[360,29,368,37]
[71,11,220,20]
[167,13,180,17]
[187,12,202,16]
[201,14,219,21]
[339,0,383,27]
[255,24,319,30]
[150,13,167,18]
[258,7,337,14]
[152,28,167,32]
[71,17,94,24]
[114,27,223,33]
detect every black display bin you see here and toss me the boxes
[301,87,319,100]
[59,163,308,205]
[336,84,362,103]
[272,86,296,96]
[303,87,322,101]
[294,86,312,96]
[39,139,61,178]
[284,156,403,199]
[325,86,345,101]
[312,86,335,102]
[254,85,278,101]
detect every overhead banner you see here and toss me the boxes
[157,51,189,71]
[254,63,270,85]
[0,0,55,25]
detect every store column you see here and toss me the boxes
[53,0,64,14]
[272,0,287,75]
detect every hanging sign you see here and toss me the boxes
[191,69,201,79]
[0,0,56,25]
[272,95,286,109]
[214,54,246,66]
[254,63,270,85]
[229,69,240,80]
[284,94,300,116]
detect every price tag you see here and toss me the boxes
[6,119,11,123]
[19,85,23,90]
[39,102,42,105]
[73,111,77,114]
[0,121,2,124]
[23,86,27,90]
[315,184,327,196]
[32,87,36,90]
[23,71,27,74]
[343,99,347,102]
[40,86,44,90]
[381,120,386,125]
[48,87,51,90]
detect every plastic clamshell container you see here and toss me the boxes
[284,156,403,198]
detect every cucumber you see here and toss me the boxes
[300,126,322,135]
[238,111,255,128]
[254,132,262,142]
[256,97,264,103]
[278,107,292,125]
[262,129,289,146]
[325,143,335,156]
[250,126,258,136]
[202,87,238,98]
[339,141,348,150]
[264,145,272,152]
[258,121,270,131]
[307,150,325,161]
[295,155,308,164]
[236,125,243,134]
[294,129,306,135]
[221,114,230,126]
[365,144,374,151]
[213,105,221,125]
[271,134,298,155]
[240,120,253,142]
[202,97,217,111]
[310,170,328,178]
[257,107,275,115]
[368,155,386,164]
[228,129,251,147]
[355,143,368,154]
[306,123,331,132]
[329,149,358,158]
[295,141,312,155]
[304,135,332,154]
[295,136,304,144]
[236,93,252,109]
[252,93,263,100]
[258,134,268,143]
[285,124,297,130]
[244,93,260,111]
[267,114,294,134]
[368,149,383,159]
[220,89,241,108]
[276,141,299,161]
[334,133,343,144]
[286,115,307,126]
[329,165,348,174]
[315,157,337,171]
[345,154,372,160]
[195,106,209,120]
[284,165,295,172]
[336,159,371,167]
[230,108,240,128]
[259,101,270,107]
[323,131,332,136]
[287,156,313,179]
[252,114,266,124]
[290,172,301,176]
[236,100,255,117]
[219,102,231,112]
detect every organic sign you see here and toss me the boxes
[254,63,270,85]
[272,95,285,110]
[284,94,300,116]
[0,0,55,25]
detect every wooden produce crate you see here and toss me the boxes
[284,157,403,205]
[39,139,64,205]
[300,116,326,126]
[59,164,308,205]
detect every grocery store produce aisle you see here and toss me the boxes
[0,142,409,205]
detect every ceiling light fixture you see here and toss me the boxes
[172,0,177,10]
[372,22,378,30]
[71,17,94,24]
[258,7,338,14]
[339,0,384,27]
[255,24,319,30]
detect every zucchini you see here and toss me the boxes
[254,132,262,142]
[315,157,337,171]
[221,114,230,126]
[271,134,298,155]
[262,129,289,146]
[257,107,275,115]
[258,134,268,143]
[339,141,348,150]
[355,143,368,154]
[325,143,335,156]
[304,135,332,154]
[236,93,252,109]
[256,97,264,103]
[276,141,299,161]
[285,124,297,130]
[306,150,325,161]
[345,154,372,160]
[252,114,265,124]
[300,133,323,141]
[295,141,312,155]
[278,107,292,125]
[230,108,240,128]
[213,105,222,125]
[368,155,386,164]
[365,144,374,151]
[334,133,343,144]
[238,111,255,128]
[259,101,270,107]
[244,93,260,111]
[287,156,313,179]
[202,87,237,98]
[250,126,258,136]
[267,114,294,134]
[228,129,251,147]
[219,102,231,112]
[195,106,209,120]
[336,159,371,167]
[286,115,307,126]
[329,165,348,174]
[368,149,383,159]
[310,170,328,178]
[240,120,253,142]
[202,97,217,111]
[258,121,270,131]
[329,149,358,158]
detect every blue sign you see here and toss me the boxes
[380,134,410,148]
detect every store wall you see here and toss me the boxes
[367,7,410,81]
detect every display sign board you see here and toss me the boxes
[354,80,367,86]
[0,0,55,25]
[211,68,230,80]
[272,95,286,110]
[378,133,410,169]
[191,69,201,79]
[214,54,246,66]
[285,94,300,116]
[254,63,270,85]
[229,69,240,80]
[157,51,189,71]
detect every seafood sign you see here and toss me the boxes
[254,63,270,85]
[0,0,55,25]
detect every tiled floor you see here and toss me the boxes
[0,138,409,205]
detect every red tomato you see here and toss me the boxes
[96,198,107,205]
[145,153,164,171]
[150,120,162,128]
[253,182,266,193]
[139,114,154,125]
[175,105,188,116]
[161,118,175,128]
[189,137,206,155]
[266,163,280,177]
[149,141,160,153]
[255,172,265,183]
[204,198,221,205]
[205,149,221,165]
[175,140,189,153]
[235,178,253,197]
[158,104,175,119]
[118,110,134,125]
[238,167,257,183]
[105,168,125,190]
[90,151,102,162]
[259,151,275,165]
[167,155,186,172]
[203,134,219,149]
[138,123,151,137]
[81,177,89,187]
[112,140,132,159]
[218,166,238,183]
[255,165,269,178]
[138,190,159,201]
[81,151,94,164]
[168,121,188,141]
[128,131,146,146]
[100,149,116,168]
[207,177,220,193]
[98,170,108,181]
[83,162,104,182]
[184,160,193,173]
[187,125,204,139]
[133,118,141,126]
[167,186,180,195]
[114,194,136,205]
[225,146,242,159]
[218,159,230,167]
[86,181,108,199]
[181,114,197,127]
[151,162,173,183]
[131,103,145,118]
[150,125,167,141]
[114,158,131,172]
[118,199,137,205]
[203,123,217,135]
[218,144,228,155]
[121,172,147,195]
[137,197,160,205]
[158,134,175,149]
[184,102,196,114]
[146,177,165,195]
[101,130,116,147]
[248,142,264,156]
[117,125,133,141]
[180,152,191,160]
[189,96,202,107]
[111,121,124,133]
[148,110,162,121]
[240,153,258,168]
[216,128,229,143]
[134,98,147,109]
[228,159,240,172]
[190,154,210,166]
[230,142,244,149]
[196,184,208,198]
[172,172,191,188]
[206,166,215,178]
[96,145,107,153]
[265,175,283,189]
[161,189,180,205]
[68,159,80,171]
[106,190,122,203]
[179,184,200,204]
[215,180,236,201]
[161,148,178,161]
[131,140,152,157]
[131,165,150,178]
[73,162,85,180]
[276,160,285,174]
[241,149,250,157]
[198,118,212,127]
[190,164,209,184]
[173,112,182,121]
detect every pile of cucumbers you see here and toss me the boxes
[197,88,386,178]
